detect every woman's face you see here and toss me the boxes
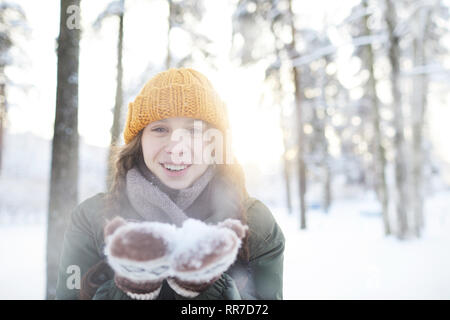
[141,117,210,190]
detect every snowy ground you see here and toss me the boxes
[279,192,450,299]
[1,132,449,299]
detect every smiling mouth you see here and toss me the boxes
[160,163,192,172]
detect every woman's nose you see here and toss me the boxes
[164,136,191,160]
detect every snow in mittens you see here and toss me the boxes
[171,219,237,270]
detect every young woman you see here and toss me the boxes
[55,68,285,300]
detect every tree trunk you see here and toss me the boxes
[385,0,408,239]
[166,0,173,69]
[295,68,307,229]
[318,63,331,213]
[0,65,5,175]
[363,0,390,236]
[269,16,293,215]
[47,0,81,299]
[275,75,293,215]
[288,0,307,229]
[280,113,293,214]
[323,158,331,213]
[411,7,431,237]
[321,98,331,214]
[107,0,124,190]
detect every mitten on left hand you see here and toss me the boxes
[167,218,248,298]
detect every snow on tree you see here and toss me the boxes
[0,0,28,174]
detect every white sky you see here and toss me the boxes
[5,0,450,174]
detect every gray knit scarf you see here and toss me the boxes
[125,158,217,226]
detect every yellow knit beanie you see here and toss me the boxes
[123,68,229,144]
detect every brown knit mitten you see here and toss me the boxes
[103,216,176,300]
[167,218,248,297]
[80,260,114,300]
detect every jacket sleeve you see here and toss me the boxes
[241,200,285,300]
[55,197,125,300]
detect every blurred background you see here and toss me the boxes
[0,0,449,299]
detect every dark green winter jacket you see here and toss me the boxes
[55,192,285,300]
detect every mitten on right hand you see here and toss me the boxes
[167,218,248,298]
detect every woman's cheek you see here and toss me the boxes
[142,137,162,160]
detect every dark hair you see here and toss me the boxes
[105,128,250,261]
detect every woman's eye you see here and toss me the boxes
[152,127,167,133]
